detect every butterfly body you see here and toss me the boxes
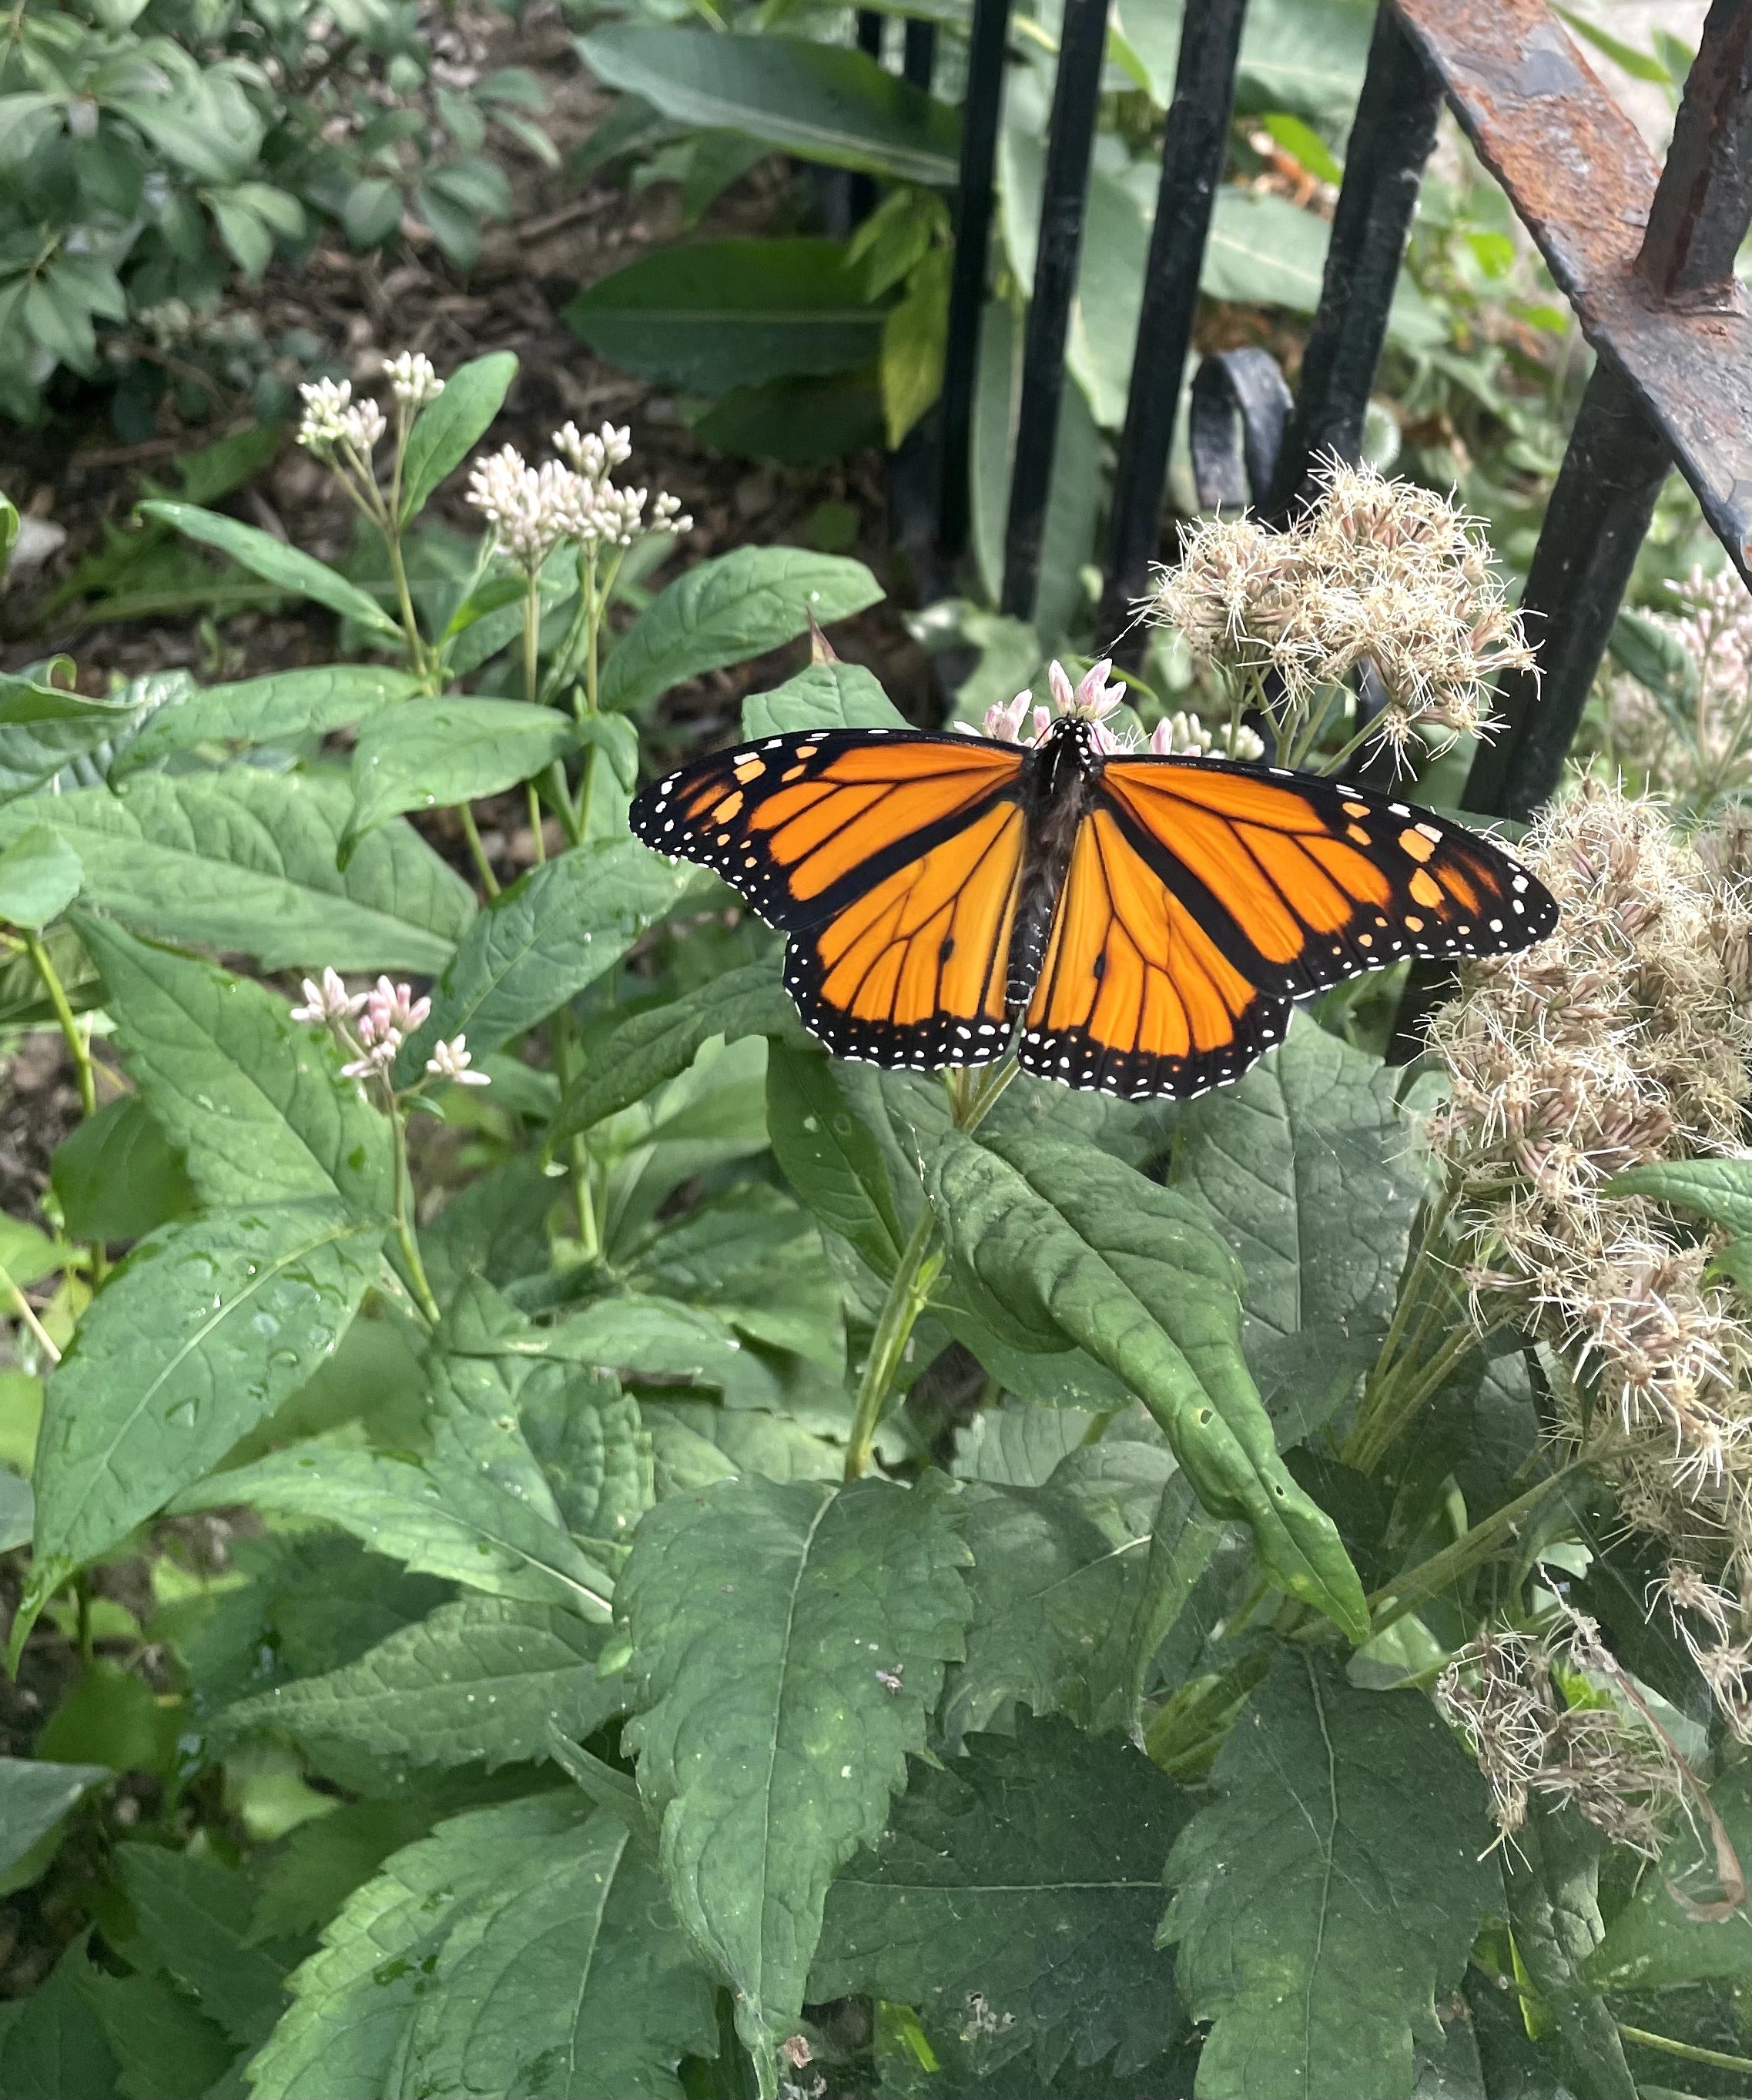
[631,715,1557,1100]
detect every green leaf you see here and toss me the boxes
[221,1595,624,1772]
[116,665,423,770]
[246,1794,590,2100]
[0,1757,109,1888]
[247,1800,443,1944]
[600,546,882,716]
[1204,189,1442,347]
[1162,1650,1500,2100]
[623,1187,843,1368]
[399,350,518,521]
[814,1717,1190,2081]
[566,237,887,394]
[1113,0,1375,122]
[397,1810,717,2100]
[31,1203,383,1571]
[0,769,474,973]
[0,676,147,806]
[1171,1012,1433,1345]
[579,28,960,184]
[345,699,580,859]
[1606,1157,1752,1239]
[0,826,81,928]
[395,838,696,1080]
[138,502,401,639]
[740,659,907,737]
[929,1127,1368,1640]
[551,950,795,1140]
[1582,1764,1750,1991]
[0,1214,63,1293]
[50,1095,195,1244]
[645,1402,845,1495]
[767,1040,906,1280]
[0,1940,122,2100]
[618,1474,971,2080]
[1501,1804,1636,2099]
[115,1844,290,2045]
[0,1472,29,1556]
[76,916,394,1217]
[77,1964,236,2100]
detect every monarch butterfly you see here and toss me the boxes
[629,677,1558,1100]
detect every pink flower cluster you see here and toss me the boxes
[972,658,1127,750]
[290,969,487,1091]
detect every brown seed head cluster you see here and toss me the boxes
[1606,564,1752,814]
[1144,461,1535,767]
[1426,782,1752,1660]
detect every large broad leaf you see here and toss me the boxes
[0,1757,109,1887]
[579,28,960,184]
[1162,1650,1499,2100]
[930,1126,1368,1640]
[50,1094,195,1245]
[394,838,696,1080]
[551,950,795,1140]
[0,1940,122,2100]
[1114,0,1375,120]
[396,1810,717,2100]
[814,1717,1190,2082]
[399,350,518,522]
[767,1040,906,1281]
[740,660,906,736]
[75,1964,236,2100]
[29,1204,382,1575]
[1205,189,1442,347]
[566,237,888,394]
[599,546,882,716]
[0,825,82,929]
[1171,1012,1432,1345]
[618,1474,971,2081]
[114,1844,292,2047]
[344,699,580,857]
[0,769,474,973]
[116,665,422,771]
[0,674,148,805]
[246,1794,588,2100]
[139,501,402,639]
[1501,1804,1636,2099]
[75,916,393,1217]
[219,1595,625,1772]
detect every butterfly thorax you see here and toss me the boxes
[1005,717,1104,1004]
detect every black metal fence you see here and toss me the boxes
[906,0,1752,828]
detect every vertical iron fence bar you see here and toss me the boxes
[850,12,886,223]
[1098,0,1250,657]
[1000,0,1110,620]
[1639,0,1752,301]
[1265,5,1441,519]
[937,0,1014,561]
[903,16,937,90]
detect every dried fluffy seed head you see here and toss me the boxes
[1605,564,1752,812]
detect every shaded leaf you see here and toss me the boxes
[1582,1764,1750,1991]
[1162,1650,1500,2099]
[399,351,518,521]
[78,1965,235,2100]
[740,660,906,737]
[51,1095,196,1244]
[344,700,579,856]
[1501,1804,1635,2100]
[115,1844,290,2046]
[0,1757,109,1887]
[0,1940,121,2100]
[116,665,421,771]
[139,502,400,638]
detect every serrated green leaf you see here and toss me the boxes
[580,28,960,183]
[1501,1803,1635,2098]
[618,1473,971,2081]
[814,1717,1190,2080]
[0,826,81,928]
[246,1794,587,2100]
[116,1844,291,2046]
[399,351,518,521]
[1606,1156,1751,1238]
[78,1964,236,2100]
[644,1402,844,1495]
[952,1399,1095,1485]
[396,1810,716,2099]
[622,1187,843,1368]
[740,659,906,737]
[75,915,393,1217]
[31,1204,383,1571]
[116,665,423,771]
[1581,1764,1750,1991]
[0,1939,122,2100]
[221,1595,624,1772]
[930,1126,1368,1640]
[1162,1650,1499,2100]
[0,1757,109,1887]
[247,1799,441,1945]
[0,769,474,973]
[139,502,400,638]
[395,839,695,1079]
[1171,1013,1432,1346]
[50,1095,195,1244]
[344,699,580,856]
[599,547,882,716]
[553,950,796,1143]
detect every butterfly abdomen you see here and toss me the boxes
[1004,722,1103,1006]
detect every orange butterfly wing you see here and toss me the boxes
[1018,753,1558,1097]
[632,728,1027,1069]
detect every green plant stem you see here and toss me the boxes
[456,803,500,897]
[1366,1457,1592,1634]
[546,761,584,847]
[547,1011,599,1260]
[521,575,542,708]
[23,928,106,1283]
[1614,2025,1752,2076]
[384,528,427,683]
[389,1107,441,1325]
[527,782,547,862]
[2,1268,59,1366]
[1345,1315,1491,1473]
[843,1208,943,1483]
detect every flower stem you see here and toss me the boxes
[547,1010,599,1260]
[1365,1457,1593,1634]
[1615,2025,1752,2077]
[1345,1318,1490,1472]
[389,1107,441,1325]
[844,1207,943,1482]
[457,803,500,897]
[24,929,106,1283]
